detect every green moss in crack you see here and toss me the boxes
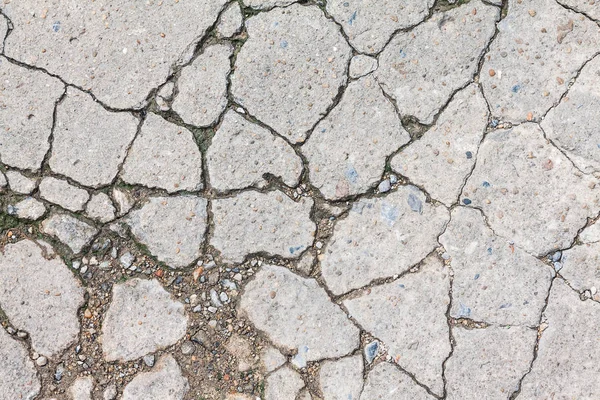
[434,0,472,12]
[0,213,19,231]
[191,127,216,153]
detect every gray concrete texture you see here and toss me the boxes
[0,0,599,399]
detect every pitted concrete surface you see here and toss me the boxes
[0,1,599,399]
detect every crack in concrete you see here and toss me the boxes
[508,274,556,400]
[554,0,600,26]
[1,0,599,397]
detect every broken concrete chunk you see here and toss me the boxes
[41,214,98,254]
[126,196,207,268]
[376,1,498,123]
[261,346,287,373]
[361,362,436,400]
[560,241,600,297]
[445,326,536,400]
[321,186,449,295]
[0,240,85,357]
[542,56,600,173]
[2,0,228,109]
[480,0,600,123]
[295,251,314,275]
[519,279,600,398]
[580,219,600,244]
[156,82,175,111]
[0,327,41,400]
[303,75,410,200]
[102,278,188,362]
[122,355,189,400]
[225,334,258,372]
[86,193,116,223]
[208,111,303,191]
[0,60,64,171]
[103,384,117,400]
[349,54,378,79]
[39,177,89,212]
[265,365,304,400]
[231,4,352,143]
[121,113,203,192]
[5,170,37,194]
[240,265,359,362]
[112,188,135,216]
[344,255,450,396]
[9,197,46,220]
[69,376,94,400]
[462,123,600,256]
[172,44,232,127]
[217,2,243,38]
[327,0,434,54]
[50,88,138,187]
[319,355,364,400]
[440,207,553,326]
[211,191,315,263]
[391,84,488,206]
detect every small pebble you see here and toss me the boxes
[378,179,391,193]
[291,345,309,369]
[210,289,223,308]
[55,363,65,381]
[143,354,155,367]
[553,262,562,271]
[119,252,135,268]
[36,356,48,366]
[181,341,196,355]
[364,341,379,364]
[552,251,562,262]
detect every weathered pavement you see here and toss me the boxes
[0,0,599,399]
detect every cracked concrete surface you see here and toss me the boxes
[1,0,599,399]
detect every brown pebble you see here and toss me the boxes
[84,309,92,319]
[528,9,536,17]
[527,112,533,121]
[489,69,496,77]
[269,291,276,299]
